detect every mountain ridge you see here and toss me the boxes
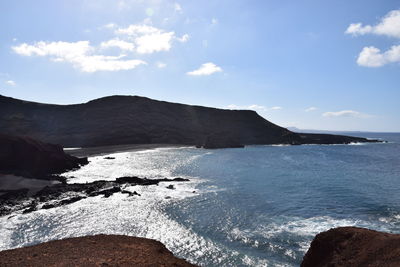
[0,94,378,148]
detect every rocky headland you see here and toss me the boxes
[0,94,380,148]
[0,133,88,180]
[0,234,197,267]
[301,227,400,267]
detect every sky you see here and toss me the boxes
[1,0,399,132]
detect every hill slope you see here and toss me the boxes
[0,95,375,147]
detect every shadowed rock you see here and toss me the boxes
[301,227,400,267]
[0,134,88,179]
[0,95,380,148]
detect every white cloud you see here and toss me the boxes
[247,105,268,111]
[103,23,117,29]
[322,110,372,118]
[116,24,182,54]
[100,39,135,51]
[12,41,146,72]
[174,3,182,13]
[305,107,318,112]
[270,106,282,110]
[226,104,282,112]
[156,62,166,68]
[135,32,174,53]
[5,80,16,86]
[187,62,222,76]
[357,45,400,67]
[177,34,189,43]
[345,9,400,38]
[116,24,160,35]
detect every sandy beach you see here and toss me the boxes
[64,143,193,157]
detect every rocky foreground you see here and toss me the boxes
[301,227,400,267]
[0,235,197,267]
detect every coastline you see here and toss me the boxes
[65,143,193,157]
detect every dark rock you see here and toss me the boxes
[0,134,88,179]
[121,190,140,197]
[41,203,55,209]
[0,95,380,149]
[172,177,190,182]
[103,157,115,160]
[301,227,400,267]
[201,133,245,149]
[0,176,190,216]
[97,187,121,198]
[115,176,158,185]
[166,185,175,190]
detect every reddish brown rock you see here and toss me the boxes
[301,227,400,267]
[0,234,197,267]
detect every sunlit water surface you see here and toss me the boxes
[1,133,400,266]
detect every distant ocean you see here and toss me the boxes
[1,132,400,266]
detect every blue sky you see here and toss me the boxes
[1,0,399,131]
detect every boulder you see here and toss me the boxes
[301,227,400,267]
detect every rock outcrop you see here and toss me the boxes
[0,176,190,216]
[0,134,88,179]
[301,227,400,267]
[0,95,379,148]
[0,234,197,267]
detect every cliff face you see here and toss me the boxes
[301,227,400,267]
[0,235,197,267]
[0,95,375,147]
[0,133,88,178]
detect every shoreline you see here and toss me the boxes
[65,143,193,157]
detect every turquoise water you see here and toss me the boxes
[1,133,399,266]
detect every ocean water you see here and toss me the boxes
[1,133,400,266]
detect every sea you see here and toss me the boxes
[1,132,400,266]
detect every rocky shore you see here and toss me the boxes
[0,176,190,217]
[0,234,197,267]
[301,227,400,267]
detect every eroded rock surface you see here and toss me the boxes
[301,227,400,267]
[0,234,197,267]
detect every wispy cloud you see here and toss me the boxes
[322,110,373,118]
[156,62,166,68]
[177,34,189,43]
[102,23,117,29]
[174,3,182,13]
[305,107,317,112]
[12,41,146,72]
[187,62,222,76]
[270,106,282,110]
[226,104,282,112]
[5,80,16,86]
[345,9,400,38]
